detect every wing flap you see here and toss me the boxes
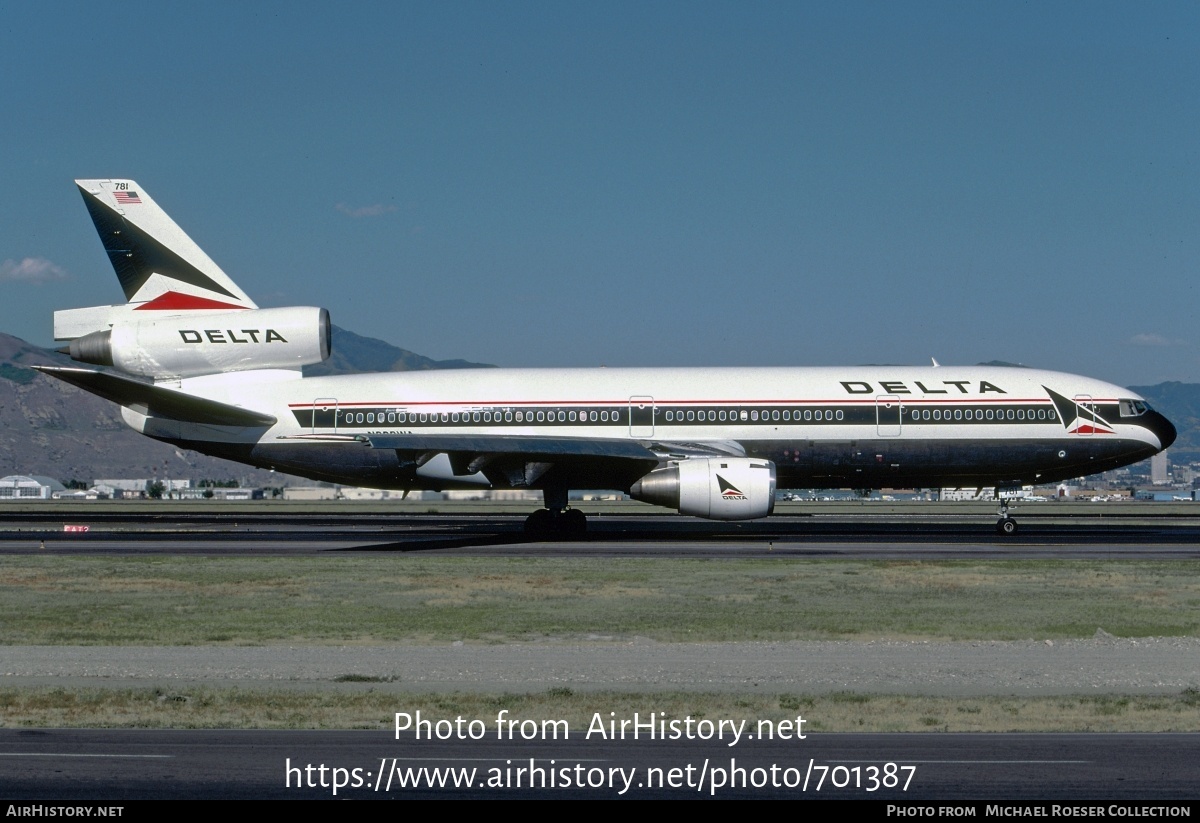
[34,366,277,427]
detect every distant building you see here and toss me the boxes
[444,489,541,501]
[939,486,1032,502]
[177,487,264,501]
[1151,452,1170,485]
[340,487,411,501]
[1135,490,1179,501]
[283,487,339,501]
[0,475,65,500]
[94,479,192,494]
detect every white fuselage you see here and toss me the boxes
[127,364,1169,493]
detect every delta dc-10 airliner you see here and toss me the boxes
[36,179,1176,535]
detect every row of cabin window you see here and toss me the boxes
[664,409,844,423]
[335,405,1058,426]
[905,407,1056,422]
[341,409,623,425]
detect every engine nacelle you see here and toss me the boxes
[66,306,331,379]
[629,457,777,520]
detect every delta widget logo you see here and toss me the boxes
[717,475,747,500]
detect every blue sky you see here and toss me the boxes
[2,2,1197,386]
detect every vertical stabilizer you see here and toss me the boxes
[74,179,257,310]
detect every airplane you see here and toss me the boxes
[35,179,1176,536]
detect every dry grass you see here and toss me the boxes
[0,556,1198,645]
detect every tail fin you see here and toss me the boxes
[74,179,257,311]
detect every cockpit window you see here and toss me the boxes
[1118,399,1149,417]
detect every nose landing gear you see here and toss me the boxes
[995,498,1018,536]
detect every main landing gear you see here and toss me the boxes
[995,498,1018,536]
[523,488,587,538]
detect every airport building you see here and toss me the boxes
[94,479,192,495]
[0,475,65,500]
[176,487,265,501]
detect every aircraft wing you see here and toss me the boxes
[353,433,662,489]
[363,433,660,462]
[33,366,277,427]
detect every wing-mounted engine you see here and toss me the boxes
[629,457,777,520]
[60,306,331,379]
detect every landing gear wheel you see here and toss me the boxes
[562,508,587,536]
[524,508,554,537]
[523,508,588,538]
[996,517,1018,536]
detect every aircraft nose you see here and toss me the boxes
[1146,410,1177,451]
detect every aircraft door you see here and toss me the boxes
[876,395,901,437]
[312,397,339,433]
[629,396,655,438]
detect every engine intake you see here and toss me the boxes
[630,457,776,520]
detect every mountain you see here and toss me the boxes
[1130,382,1200,462]
[302,326,492,376]
[0,328,491,485]
[0,333,194,483]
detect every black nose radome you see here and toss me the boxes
[1146,411,1177,451]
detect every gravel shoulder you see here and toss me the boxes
[4,636,1198,696]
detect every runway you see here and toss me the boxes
[4,728,1198,800]
[3,511,1200,557]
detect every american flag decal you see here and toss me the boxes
[114,191,142,204]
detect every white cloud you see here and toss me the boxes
[0,257,67,284]
[336,202,398,218]
[1128,333,1184,347]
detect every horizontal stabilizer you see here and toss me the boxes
[33,366,276,427]
[363,433,659,463]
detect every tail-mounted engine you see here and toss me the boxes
[629,457,777,520]
[62,306,332,380]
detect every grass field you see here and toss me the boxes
[3,554,1198,730]
[1,556,1197,644]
